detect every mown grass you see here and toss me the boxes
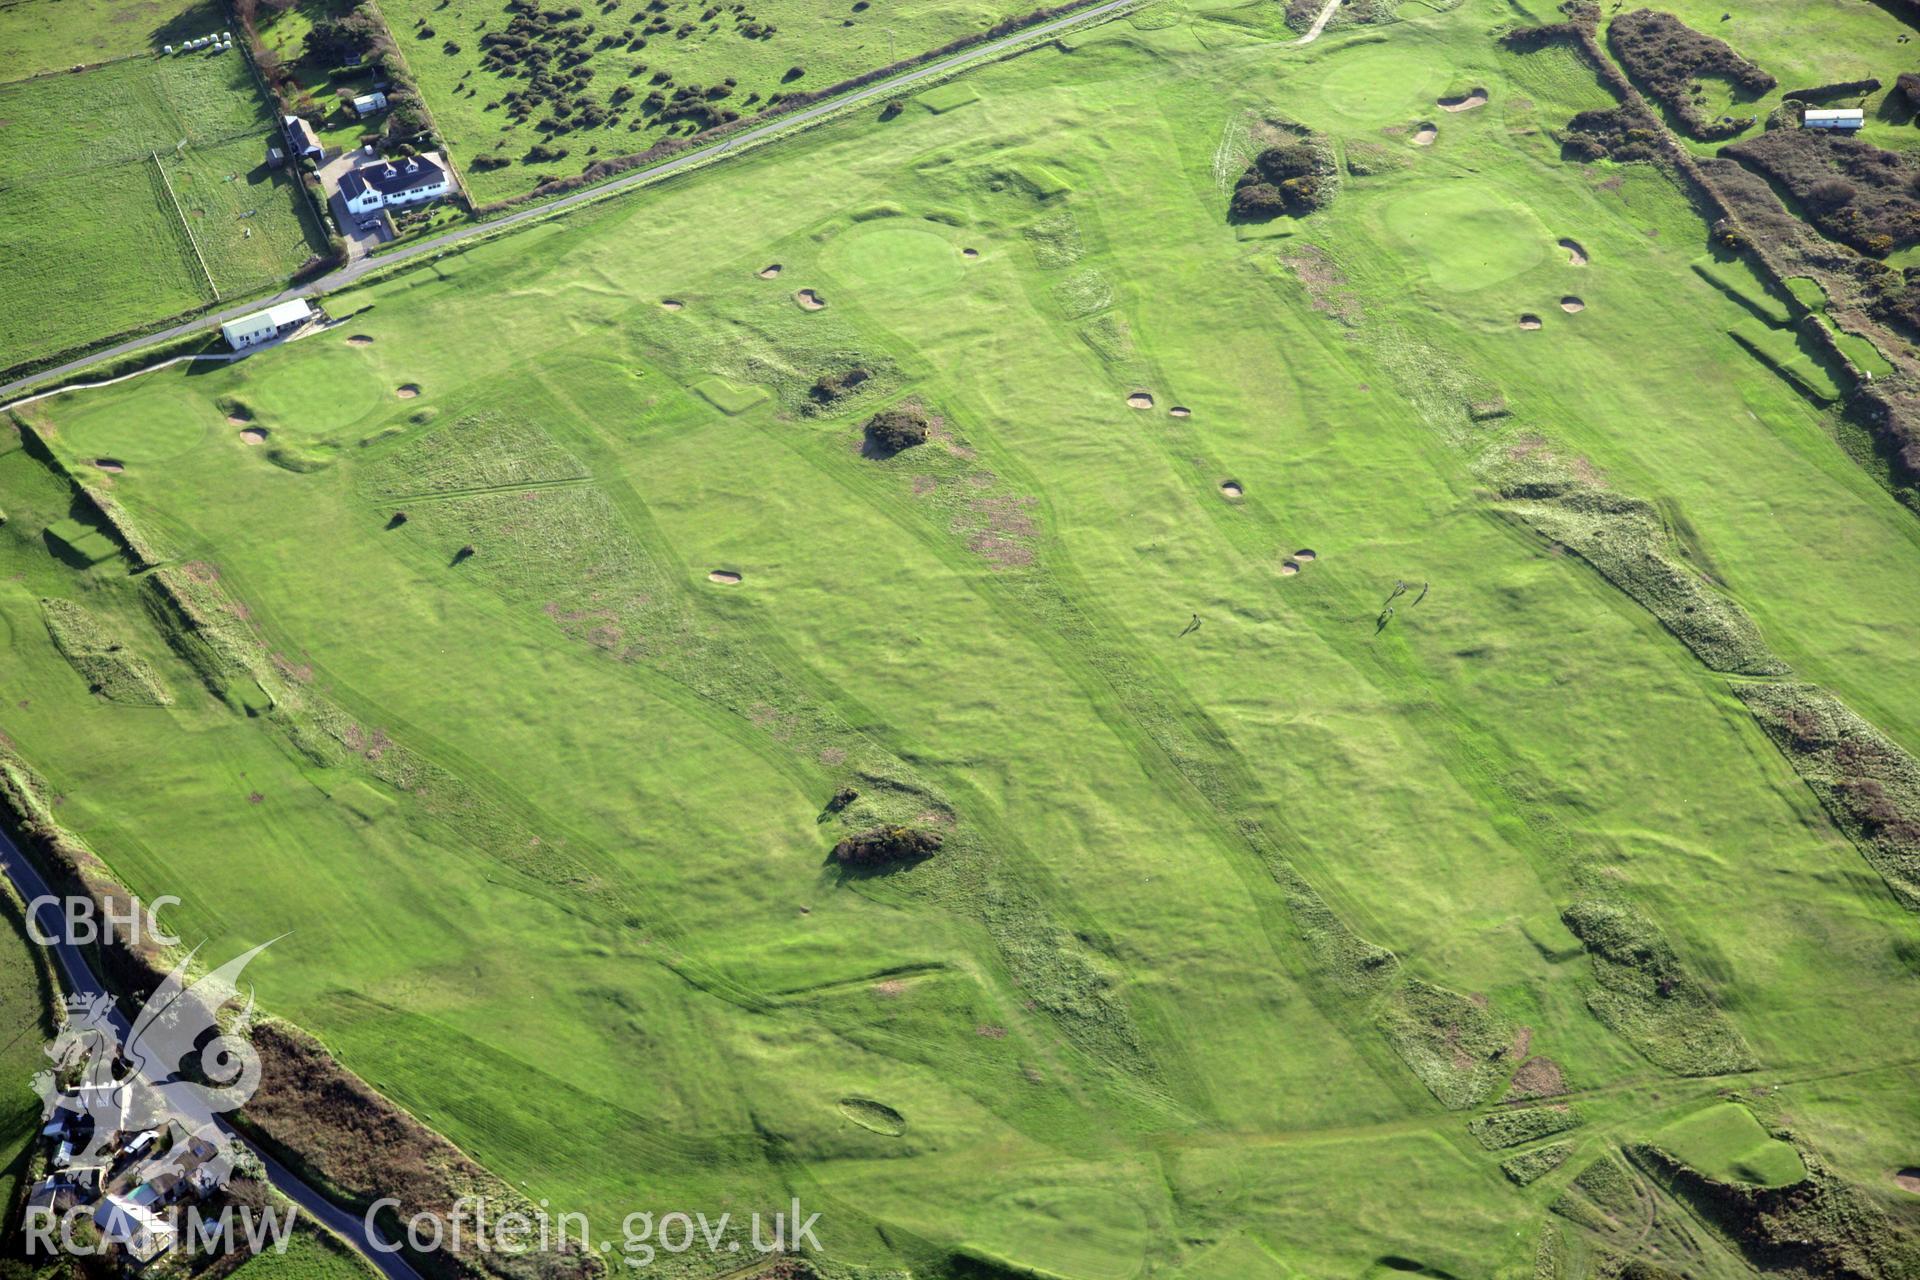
[7,3,1920,1276]
[1652,1102,1806,1189]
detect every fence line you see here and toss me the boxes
[151,148,220,302]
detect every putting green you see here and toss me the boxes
[1314,42,1447,125]
[1652,1103,1807,1188]
[60,388,208,463]
[1382,182,1550,293]
[822,222,967,298]
[235,344,390,435]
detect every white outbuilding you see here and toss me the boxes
[220,299,313,350]
[1803,108,1865,132]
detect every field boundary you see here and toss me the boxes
[151,148,220,302]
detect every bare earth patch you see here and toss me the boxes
[1560,296,1586,312]
[239,428,269,445]
[1169,405,1192,418]
[94,458,124,473]
[871,980,906,998]
[1126,391,1154,409]
[1439,87,1489,111]
[346,334,374,346]
[1507,1055,1568,1099]
[1519,314,1543,330]
[708,570,742,584]
[1559,238,1588,266]
[795,289,826,310]
[757,264,783,279]
[396,384,421,399]
[1413,123,1438,146]
[1220,481,1244,498]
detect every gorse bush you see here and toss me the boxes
[1606,8,1774,140]
[1228,131,1335,221]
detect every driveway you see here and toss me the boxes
[316,149,393,260]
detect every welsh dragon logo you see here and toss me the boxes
[33,943,273,1189]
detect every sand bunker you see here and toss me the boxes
[660,299,684,311]
[1294,548,1317,561]
[1560,296,1586,312]
[1169,406,1192,418]
[225,414,251,427]
[239,428,268,445]
[1558,238,1588,266]
[794,289,826,310]
[1519,314,1543,330]
[1412,123,1438,146]
[396,384,421,399]
[1126,391,1154,410]
[961,247,979,259]
[346,334,374,346]
[94,458,124,473]
[1279,560,1301,576]
[1439,88,1489,112]
[1895,1169,1920,1194]
[757,264,783,279]
[708,570,742,584]
[1220,481,1244,498]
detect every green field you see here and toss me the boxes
[0,887,52,1233]
[5,1,1920,1277]
[0,19,325,375]
[0,0,230,78]
[371,0,1046,202]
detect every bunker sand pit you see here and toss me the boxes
[708,570,742,584]
[1561,296,1586,312]
[396,384,421,399]
[1169,406,1192,418]
[1126,391,1154,410]
[346,334,374,346]
[1294,548,1317,561]
[1559,239,1588,266]
[795,289,827,311]
[660,299,685,311]
[757,264,783,279]
[94,458,124,473]
[1220,481,1243,498]
[961,247,979,259]
[1895,1169,1920,1194]
[1439,88,1489,111]
[1280,560,1301,576]
[1413,123,1438,146]
[239,428,269,445]
[1519,314,1543,330]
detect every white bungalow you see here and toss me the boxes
[340,154,452,215]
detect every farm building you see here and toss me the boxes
[341,154,452,214]
[221,299,312,349]
[353,91,389,116]
[1803,108,1865,132]
[282,114,323,161]
[93,1196,175,1265]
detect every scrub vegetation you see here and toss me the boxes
[5,1,1920,1277]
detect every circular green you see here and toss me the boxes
[62,389,208,463]
[821,223,967,297]
[1381,183,1549,293]
[236,344,388,436]
[1313,43,1447,125]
